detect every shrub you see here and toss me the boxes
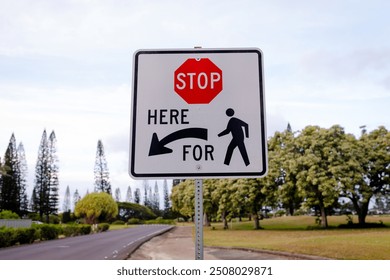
[75,192,118,224]
[62,225,80,237]
[127,218,142,225]
[97,223,110,232]
[35,224,61,240]
[144,218,175,225]
[27,213,41,221]
[15,228,36,244]
[0,228,16,248]
[48,215,61,224]
[111,220,125,225]
[80,224,92,235]
[0,227,38,247]
[274,210,286,217]
[117,202,157,221]
[63,224,92,237]
[0,210,20,219]
[61,211,73,224]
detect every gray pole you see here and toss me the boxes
[194,178,204,260]
[193,45,204,260]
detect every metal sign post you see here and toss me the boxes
[194,178,203,260]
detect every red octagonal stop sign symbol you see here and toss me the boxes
[174,58,223,104]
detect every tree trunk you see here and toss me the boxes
[252,213,260,230]
[222,211,229,230]
[203,213,211,227]
[288,203,294,216]
[86,214,96,225]
[358,201,369,225]
[350,195,370,225]
[319,204,328,228]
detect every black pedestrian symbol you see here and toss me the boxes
[218,108,250,166]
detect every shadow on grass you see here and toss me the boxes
[338,222,388,229]
[210,223,388,231]
[207,215,390,231]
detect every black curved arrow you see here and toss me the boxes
[148,128,208,156]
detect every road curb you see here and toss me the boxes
[125,225,175,259]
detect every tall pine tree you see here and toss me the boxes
[114,187,122,202]
[152,181,160,211]
[0,157,3,201]
[0,156,9,176]
[142,180,150,207]
[33,130,50,220]
[63,185,71,212]
[162,179,172,218]
[163,179,170,212]
[134,188,141,204]
[17,142,29,215]
[33,130,59,221]
[126,186,133,202]
[0,134,20,214]
[94,140,111,194]
[29,188,37,212]
[73,189,81,209]
[148,184,153,207]
[48,131,59,215]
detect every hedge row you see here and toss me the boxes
[0,227,37,248]
[60,224,92,237]
[0,223,110,248]
[127,217,175,225]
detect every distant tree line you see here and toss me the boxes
[171,125,390,229]
[1,133,174,223]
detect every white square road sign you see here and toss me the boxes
[129,48,267,179]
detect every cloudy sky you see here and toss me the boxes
[1,0,390,205]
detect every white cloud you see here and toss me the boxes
[300,48,390,85]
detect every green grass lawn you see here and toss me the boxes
[203,215,390,260]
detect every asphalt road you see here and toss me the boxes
[0,225,173,260]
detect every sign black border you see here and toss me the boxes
[130,48,267,179]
